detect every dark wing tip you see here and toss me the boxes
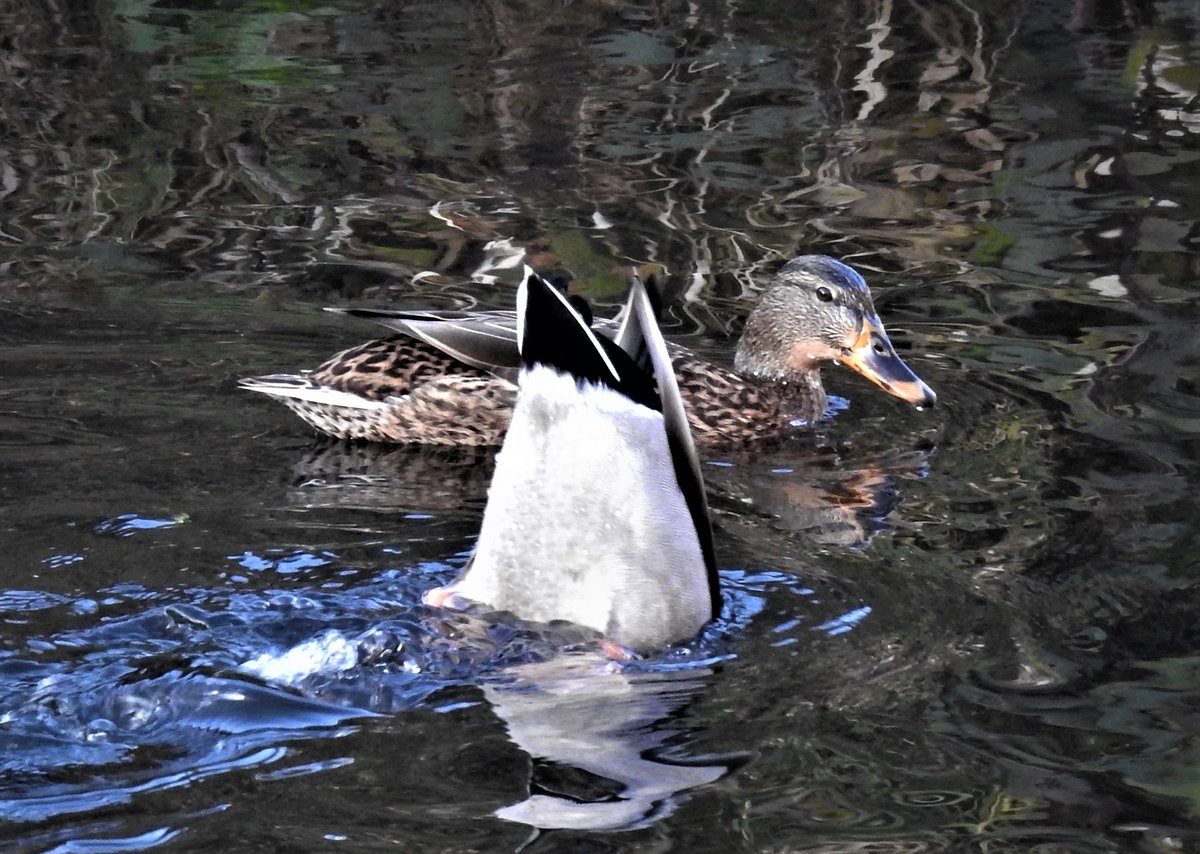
[623,275,719,618]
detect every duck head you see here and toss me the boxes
[734,256,936,408]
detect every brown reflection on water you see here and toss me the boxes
[0,0,1036,297]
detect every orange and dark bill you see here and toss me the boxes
[836,316,936,408]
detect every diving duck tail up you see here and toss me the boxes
[424,266,718,654]
[240,256,936,446]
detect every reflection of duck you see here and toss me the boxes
[241,256,936,447]
[706,445,932,548]
[281,438,929,550]
[424,266,718,654]
[483,654,732,831]
[284,440,495,514]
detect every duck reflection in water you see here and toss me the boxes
[483,655,733,832]
[282,439,929,551]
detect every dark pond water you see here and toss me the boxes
[3,0,1200,850]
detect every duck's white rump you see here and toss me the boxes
[451,367,710,653]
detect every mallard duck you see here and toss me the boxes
[240,256,936,446]
[423,266,718,654]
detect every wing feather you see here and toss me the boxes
[327,307,521,373]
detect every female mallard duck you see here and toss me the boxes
[423,266,718,654]
[240,255,936,446]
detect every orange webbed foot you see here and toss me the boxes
[422,586,474,610]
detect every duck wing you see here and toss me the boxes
[518,276,661,412]
[329,303,625,383]
[327,306,522,379]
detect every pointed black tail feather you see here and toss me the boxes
[517,267,659,411]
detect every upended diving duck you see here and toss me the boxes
[240,256,936,446]
[423,266,719,654]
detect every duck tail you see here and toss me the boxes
[516,266,659,411]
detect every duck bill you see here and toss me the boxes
[837,318,937,408]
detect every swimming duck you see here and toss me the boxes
[424,266,718,654]
[240,256,936,446]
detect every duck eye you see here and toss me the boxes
[816,286,833,302]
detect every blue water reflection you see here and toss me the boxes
[1,547,814,837]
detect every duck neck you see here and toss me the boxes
[733,302,797,383]
[734,313,824,384]
[733,298,830,421]
[787,371,828,426]
[735,339,828,424]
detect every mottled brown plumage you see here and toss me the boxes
[253,336,516,446]
[241,256,937,447]
[670,354,819,445]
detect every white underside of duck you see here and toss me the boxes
[446,366,710,653]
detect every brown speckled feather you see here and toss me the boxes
[671,351,821,446]
[266,371,516,446]
[309,335,493,400]
[259,337,515,446]
[373,376,516,446]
